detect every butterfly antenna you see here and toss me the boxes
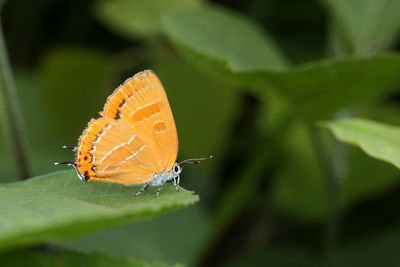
[54,161,75,166]
[179,155,213,166]
[62,145,77,152]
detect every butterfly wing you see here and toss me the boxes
[75,70,178,185]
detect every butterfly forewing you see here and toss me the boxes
[75,70,178,185]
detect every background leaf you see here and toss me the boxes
[0,171,198,251]
[250,55,400,119]
[322,0,400,54]
[325,118,400,169]
[95,0,201,39]
[162,6,400,119]
[162,5,288,72]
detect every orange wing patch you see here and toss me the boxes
[153,121,167,133]
[131,101,162,122]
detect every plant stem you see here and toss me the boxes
[308,124,343,265]
[0,15,31,179]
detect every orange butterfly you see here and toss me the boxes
[56,70,211,196]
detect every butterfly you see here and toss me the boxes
[56,70,211,196]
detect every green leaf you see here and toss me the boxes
[163,5,400,119]
[95,0,201,39]
[0,171,198,251]
[325,118,400,169]
[162,5,288,72]
[251,54,400,119]
[1,249,184,267]
[348,103,400,203]
[322,0,400,54]
[58,206,208,266]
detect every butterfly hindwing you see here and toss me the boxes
[75,70,179,185]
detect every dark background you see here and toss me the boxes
[1,0,400,266]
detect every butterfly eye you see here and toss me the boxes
[174,165,180,173]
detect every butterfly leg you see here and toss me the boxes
[173,175,180,191]
[135,183,150,196]
[156,186,163,197]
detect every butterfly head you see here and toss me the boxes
[172,163,182,176]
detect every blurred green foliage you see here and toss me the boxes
[95,0,201,39]
[322,0,400,54]
[1,0,400,266]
